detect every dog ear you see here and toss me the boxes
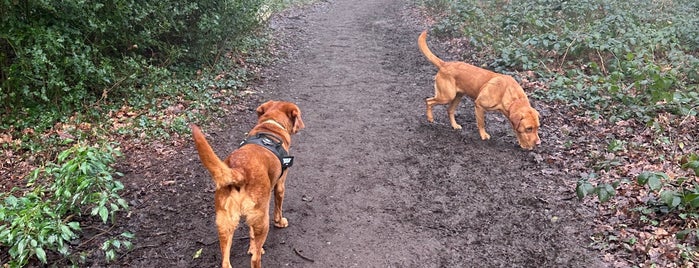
[509,112,523,131]
[289,107,305,134]
[256,101,276,117]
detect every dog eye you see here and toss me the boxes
[525,127,533,133]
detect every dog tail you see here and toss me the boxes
[418,30,445,68]
[190,124,244,189]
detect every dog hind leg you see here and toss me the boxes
[425,80,445,123]
[425,96,439,123]
[426,76,459,128]
[447,95,464,129]
[216,212,240,268]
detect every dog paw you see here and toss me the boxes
[274,217,288,228]
[247,247,265,255]
[452,124,462,130]
[480,132,491,140]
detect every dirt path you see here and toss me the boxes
[114,0,603,267]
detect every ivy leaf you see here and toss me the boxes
[647,176,663,191]
[676,229,695,240]
[597,184,615,202]
[637,171,651,185]
[660,191,680,209]
[682,160,699,176]
[576,180,594,200]
[683,193,699,209]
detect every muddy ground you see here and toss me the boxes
[108,0,604,267]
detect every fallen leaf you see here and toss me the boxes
[654,228,669,237]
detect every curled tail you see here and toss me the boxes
[190,124,244,189]
[418,30,445,68]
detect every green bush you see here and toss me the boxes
[0,144,131,266]
[0,1,305,266]
[0,0,266,131]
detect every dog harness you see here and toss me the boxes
[239,132,294,175]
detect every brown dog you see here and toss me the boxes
[418,30,541,150]
[191,100,305,268]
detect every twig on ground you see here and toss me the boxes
[293,247,315,262]
[78,225,116,248]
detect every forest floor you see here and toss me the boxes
[105,0,604,267]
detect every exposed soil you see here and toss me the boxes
[109,0,604,267]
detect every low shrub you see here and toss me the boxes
[0,144,131,266]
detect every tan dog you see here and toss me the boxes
[191,100,305,268]
[418,30,541,150]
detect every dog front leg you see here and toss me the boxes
[247,211,270,268]
[273,174,289,228]
[475,105,490,140]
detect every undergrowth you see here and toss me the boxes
[0,144,131,267]
[1,0,314,266]
[419,0,699,123]
[417,0,699,266]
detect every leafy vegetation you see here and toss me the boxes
[417,0,698,266]
[0,0,270,166]
[1,0,314,266]
[0,144,130,267]
[420,0,698,122]
[1,0,265,124]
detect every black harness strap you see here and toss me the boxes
[239,133,294,175]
